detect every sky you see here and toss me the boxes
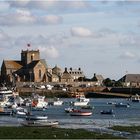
[0,0,140,80]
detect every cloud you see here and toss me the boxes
[0,1,10,12]
[0,29,13,49]
[71,27,92,37]
[42,15,63,25]
[0,7,63,26]
[119,33,140,48]
[9,0,30,7]
[0,9,36,26]
[8,0,91,13]
[119,51,136,59]
[38,46,59,59]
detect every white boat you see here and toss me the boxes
[70,109,92,116]
[21,120,59,127]
[107,102,116,105]
[32,95,48,108]
[16,111,27,118]
[49,98,63,106]
[72,97,89,106]
[131,94,140,102]
[0,87,13,95]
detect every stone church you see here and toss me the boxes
[1,49,48,84]
[0,49,85,85]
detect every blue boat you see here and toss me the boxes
[100,109,114,115]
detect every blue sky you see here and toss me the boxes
[0,0,140,80]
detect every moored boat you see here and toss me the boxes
[49,98,63,106]
[100,109,114,115]
[115,103,130,108]
[131,94,140,102]
[72,97,90,106]
[21,120,59,127]
[70,109,92,116]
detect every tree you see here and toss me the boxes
[103,78,114,87]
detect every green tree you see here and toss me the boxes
[103,78,114,87]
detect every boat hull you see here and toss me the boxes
[21,121,59,127]
[70,110,92,116]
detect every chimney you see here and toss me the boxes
[64,67,68,72]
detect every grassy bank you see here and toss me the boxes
[0,126,122,139]
[111,125,140,134]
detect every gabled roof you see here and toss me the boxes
[92,74,104,81]
[62,72,72,79]
[40,59,47,68]
[3,60,22,69]
[96,75,104,81]
[118,74,140,83]
[26,60,39,69]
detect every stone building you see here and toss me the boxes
[68,67,84,81]
[118,74,140,87]
[61,68,74,83]
[91,73,104,86]
[1,49,48,84]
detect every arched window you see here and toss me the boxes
[31,53,34,61]
[39,70,41,79]
[31,55,33,61]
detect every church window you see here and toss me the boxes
[39,70,41,79]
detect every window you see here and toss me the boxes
[39,70,41,79]
[31,55,33,61]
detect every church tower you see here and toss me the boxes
[21,49,40,66]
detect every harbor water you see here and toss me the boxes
[0,98,140,129]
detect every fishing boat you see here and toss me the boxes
[49,98,63,106]
[107,102,116,105]
[16,111,27,118]
[21,120,59,127]
[72,97,90,106]
[100,109,114,115]
[26,115,48,121]
[131,94,140,102]
[70,109,92,116]
[115,103,130,108]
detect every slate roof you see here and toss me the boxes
[52,65,62,74]
[118,74,140,83]
[26,60,39,69]
[96,75,104,81]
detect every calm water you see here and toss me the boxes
[0,98,140,128]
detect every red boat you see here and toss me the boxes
[70,109,92,116]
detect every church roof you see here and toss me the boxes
[3,60,22,69]
[26,60,39,69]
